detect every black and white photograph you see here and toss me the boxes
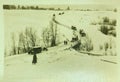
[0,0,120,82]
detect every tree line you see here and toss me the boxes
[3,5,70,11]
[3,5,117,12]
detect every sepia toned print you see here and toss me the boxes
[2,4,119,82]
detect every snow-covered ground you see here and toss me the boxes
[2,44,119,82]
[2,10,119,82]
[4,10,117,56]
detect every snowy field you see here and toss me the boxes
[2,10,119,82]
[2,44,119,82]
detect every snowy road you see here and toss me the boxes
[2,45,119,82]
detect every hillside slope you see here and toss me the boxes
[2,44,119,82]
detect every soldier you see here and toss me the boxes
[52,14,56,21]
[32,48,37,64]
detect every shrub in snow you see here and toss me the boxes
[103,17,110,24]
[104,42,109,51]
[113,8,117,12]
[99,25,116,37]
[80,34,93,52]
[99,45,103,51]
[108,30,116,37]
[109,26,115,30]
[102,38,116,56]
[99,25,109,35]
[91,16,117,27]
[91,22,97,25]
[110,19,117,26]
[79,29,86,37]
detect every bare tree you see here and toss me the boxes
[25,28,30,51]
[18,32,26,53]
[23,27,38,50]
[18,27,38,54]
[66,6,70,10]
[4,48,7,57]
[11,33,17,55]
[42,27,51,47]
[49,19,58,47]
[42,19,59,47]
[28,27,37,47]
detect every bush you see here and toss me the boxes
[109,26,115,30]
[102,38,116,56]
[103,17,110,24]
[103,17,117,26]
[113,8,117,12]
[99,25,116,37]
[99,25,109,35]
[98,21,102,25]
[112,30,116,37]
[86,37,93,51]
[80,34,93,51]
[91,22,97,25]
[99,45,103,50]
[104,42,109,51]
[108,30,116,37]
[91,17,117,27]
[110,19,117,26]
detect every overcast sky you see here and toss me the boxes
[2,0,119,5]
